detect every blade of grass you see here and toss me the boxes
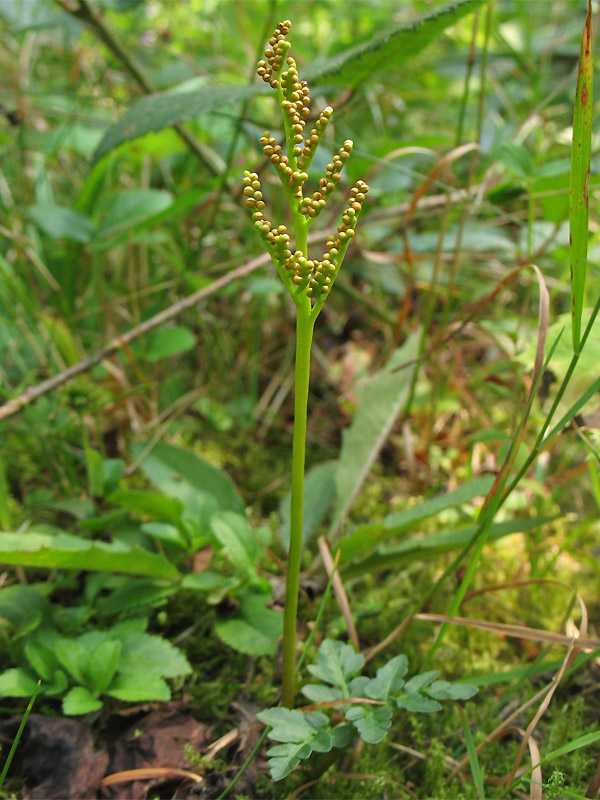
[570,1,593,353]
[459,707,485,799]
[0,680,41,791]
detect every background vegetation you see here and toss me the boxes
[0,0,599,797]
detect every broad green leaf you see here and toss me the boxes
[305,0,483,86]
[95,578,177,617]
[108,489,184,524]
[215,593,282,655]
[86,640,121,694]
[44,670,69,696]
[496,142,533,180]
[365,655,408,701]
[133,440,244,515]
[341,475,494,561]
[330,334,419,538]
[0,668,38,697]
[116,632,191,678]
[144,327,196,362]
[25,640,59,682]
[27,204,94,243]
[280,461,337,549]
[0,531,180,579]
[181,571,240,601]
[345,705,392,744]
[95,189,173,240]
[62,687,103,715]
[54,638,90,685]
[426,679,478,701]
[102,459,125,495]
[106,672,171,702]
[307,639,364,691]
[94,84,269,162]
[0,585,50,635]
[141,522,187,548]
[85,448,104,497]
[211,512,262,583]
[570,2,593,352]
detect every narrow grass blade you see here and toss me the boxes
[460,709,485,799]
[0,680,41,790]
[570,1,593,353]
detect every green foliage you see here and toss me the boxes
[0,608,191,715]
[258,639,477,780]
[93,1,482,161]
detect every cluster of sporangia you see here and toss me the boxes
[243,20,369,304]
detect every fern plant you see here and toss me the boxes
[257,638,478,780]
[243,19,369,709]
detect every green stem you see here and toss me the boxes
[281,296,314,708]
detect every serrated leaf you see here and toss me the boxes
[349,676,369,696]
[332,723,352,749]
[426,680,478,701]
[258,707,320,743]
[301,684,342,703]
[345,704,392,744]
[305,1,483,86]
[0,668,38,697]
[0,531,180,579]
[264,741,312,781]
[116,632,191,678]
[86,640,121,694]
[304,710,330,729]
[93,2,481,163]
[94,84,269,162]
[404,670,440,693]
[365,655,408,701]
[106,672,171,702]
[395,693,442,713]
[62,686,103,715]
[307,639,364,691]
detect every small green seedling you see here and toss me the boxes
[244,19,369,709]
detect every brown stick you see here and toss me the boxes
[0,252,269,421]
[54,0,216,173]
